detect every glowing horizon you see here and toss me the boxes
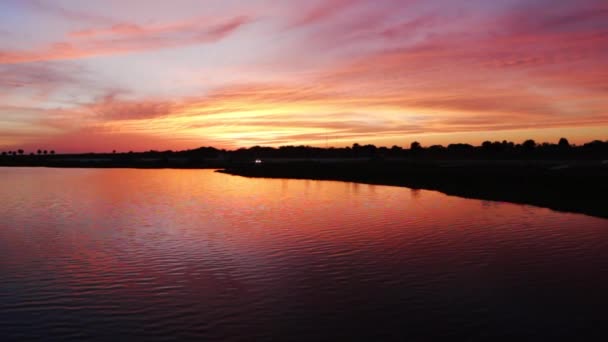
[1,0,607,153]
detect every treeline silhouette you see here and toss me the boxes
[1,149,55,156]
[2,138,607,218]
[221,138,608,160]
[1,138,607,162]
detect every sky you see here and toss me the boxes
[1,0,607,153]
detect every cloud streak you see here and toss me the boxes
[18,0,115,24]
[0,16,251,64]
[87,93,174,121]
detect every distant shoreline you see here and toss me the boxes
[2,155,607,219]
[219,160,608,220]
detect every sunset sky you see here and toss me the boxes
[1,0,607,153]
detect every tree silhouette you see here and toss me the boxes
[50,150,55,155]
[1,151,6,156]
[410,141,422,150]
[522,139,536,150]
[17,149,24,155]
[37,149,42,155]
[558,137,570,148]
[428,145,445,152]
[43,150,48,155]
[448,143,474,151]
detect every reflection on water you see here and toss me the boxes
[1,168,607,341]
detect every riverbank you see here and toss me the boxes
[0,155,226,169]
[219,160,608,219]
[2,154,606,219]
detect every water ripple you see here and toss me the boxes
[1,168,607,340]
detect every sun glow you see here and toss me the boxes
[1,0,606,152]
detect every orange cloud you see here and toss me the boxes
[86,94,174,121]
[70,77,608,148]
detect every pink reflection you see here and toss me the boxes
[1,168,607,299]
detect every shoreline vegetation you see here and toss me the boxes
[219,160,608,219]
[2,139,607,218]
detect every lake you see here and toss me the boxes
[1,168,607,341]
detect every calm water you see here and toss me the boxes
[1,168,607,341]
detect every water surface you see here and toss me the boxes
[1,168,607,340]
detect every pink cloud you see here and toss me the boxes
[0,62,86,94]
[68,13,244,39]
[290,0,360,27]
[0,16,251,64]
[20,0,114,24]
[70,23,145,38]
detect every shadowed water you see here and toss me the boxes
[1,168,607,341]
